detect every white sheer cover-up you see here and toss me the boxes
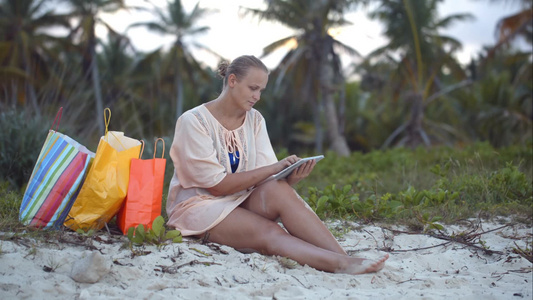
[166,104,278,236]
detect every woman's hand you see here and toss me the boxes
[286,159,316,186]
[209,155,299,197]
[271,155,299,174]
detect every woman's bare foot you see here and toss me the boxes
[335,253,389,275]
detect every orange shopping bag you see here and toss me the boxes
[117,138,166,234]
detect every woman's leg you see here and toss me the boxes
[241,180,345,254]
[207,206,387,274]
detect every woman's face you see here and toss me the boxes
[228,67,268,111]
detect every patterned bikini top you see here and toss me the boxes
[225,129,242,173]
[228,151,239,173]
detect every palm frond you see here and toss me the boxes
[434,13,475,29]
[128,21,169,35]
[261,36,298,57]
[332,39,361,57]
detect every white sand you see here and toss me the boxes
[0,220,531,300]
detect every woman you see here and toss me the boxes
[166,55,388,274]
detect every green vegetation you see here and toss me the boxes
[0,0,531,238]
[1,0,530,158]
[75,228,96,237]
[296,143,532,226]
[1,143,530,236]
[126,216,182,249]
[0,183,23,231]
[0,110,49,191]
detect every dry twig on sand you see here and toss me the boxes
[512,241,533,263]
[379,223,515,255]
[156,260,221,274]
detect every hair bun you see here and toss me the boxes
[217,60,229,79]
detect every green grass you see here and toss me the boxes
[295,142,532,226]
[1,142,531,236]
[0,182,23,232]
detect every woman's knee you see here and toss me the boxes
[259,222,290,255]
[254,180,298,202]
[245,181,285,213]
[267,180,308,209]
[253,179,287,196]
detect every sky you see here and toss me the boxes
[97,0,527,70]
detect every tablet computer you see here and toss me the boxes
[272,155,324,180]
[258,155,324,185]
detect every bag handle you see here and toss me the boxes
[104,108,111,137]
[103,107,127,150]
[154,138,165,159]
[50,107,63,131]
[138,140,145,159]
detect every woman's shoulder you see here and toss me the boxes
[179,105,210,132]
[180,104,204,118]
[248,108,266,128]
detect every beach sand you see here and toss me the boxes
[0,219,531,299]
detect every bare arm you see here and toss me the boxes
[207,155,298,196]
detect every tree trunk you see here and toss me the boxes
[175,47,184,119]
[91,48,105,135]
[404,92,427,148]
[175,66,184,119]
[22,54,41,117]
[9,80,17,107]
[25,80,40,117]
[323,91,350,156]
[318,42,350,157]
[313,101,323,153]
[303,68,323,153]
[89,17,104,135]
[338,78,346,136]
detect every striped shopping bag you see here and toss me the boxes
[19,108,95,229]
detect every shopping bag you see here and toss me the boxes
[117,138,167,234]
[20,107,95,229]
[64,108,141,231]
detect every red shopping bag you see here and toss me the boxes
[117,138,166,234]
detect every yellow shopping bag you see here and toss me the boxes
[64,108,141,231]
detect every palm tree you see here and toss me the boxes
[344,61,407,151]
[445,47,531,147]
[99,32,133,102]
[0,0,70,115]
[245,0,365,156]
[130,0,214,120]
[368,0,473,148]
[488,0,532,55]
[456,0,532,147]
[97,31,144,134]
[62,0,126,135]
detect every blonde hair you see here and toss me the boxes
[217,55,268,86]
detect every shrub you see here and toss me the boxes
[0,182,23,230]
[0,109,49,191]
[300,143,532,224]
